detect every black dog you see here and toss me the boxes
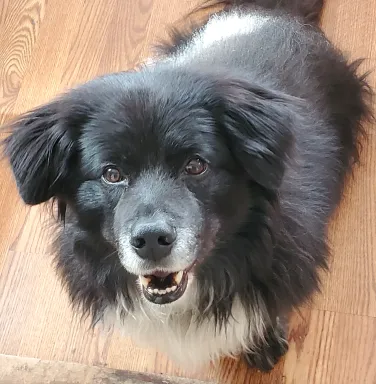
[2,0,372,372]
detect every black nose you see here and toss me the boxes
[130,220,176,261]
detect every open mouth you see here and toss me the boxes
[139,270,189,305]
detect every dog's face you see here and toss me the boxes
[3,67,296,312]
[71,73,253,306]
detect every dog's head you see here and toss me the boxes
[3,67,297,315]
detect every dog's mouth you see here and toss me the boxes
[139,270,189,305]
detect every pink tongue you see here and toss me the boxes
[146,271,172,278]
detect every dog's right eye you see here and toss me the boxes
[102,166,124,184]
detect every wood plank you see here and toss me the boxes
[9,0,155,115]
[97,0,155,73]
[284,309,376,384]
[313,0,376,318]
[138,0,202,60]
[0,159,30,260]
[0,354,211,384]
[0,250,107,366]
[0,0,47,124]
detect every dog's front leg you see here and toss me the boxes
[243,315,289,372]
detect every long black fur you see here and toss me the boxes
[1,0,373,371]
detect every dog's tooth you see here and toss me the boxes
[166,287,172,293]
[174,271,183,284]
[153,289,159,294]
[171,285,177,292]
[158,289,167,295]
[139,276,150,288]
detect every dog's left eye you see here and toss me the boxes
[185,157,208,176]
[102,166,124,184]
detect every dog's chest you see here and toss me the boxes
[105,298,264,369]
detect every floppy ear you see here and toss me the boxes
[2,97,82,205]
[215,78,299,190]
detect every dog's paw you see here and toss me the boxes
[243,320,289,372]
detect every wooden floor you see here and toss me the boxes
[0,0,375,383]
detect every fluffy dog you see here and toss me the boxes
[2,0,372,372]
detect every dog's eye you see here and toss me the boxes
[102,166,123,184]
[185,157,208,176]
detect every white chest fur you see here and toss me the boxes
[104,294,266,370]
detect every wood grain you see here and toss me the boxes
[284,309,376,383]
[0,0,47,124]
[0,159,30,259]
[0,0,375,383]
[314,0,376,318]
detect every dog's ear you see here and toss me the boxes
[2,97,83,205]
[214,78,299,190]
